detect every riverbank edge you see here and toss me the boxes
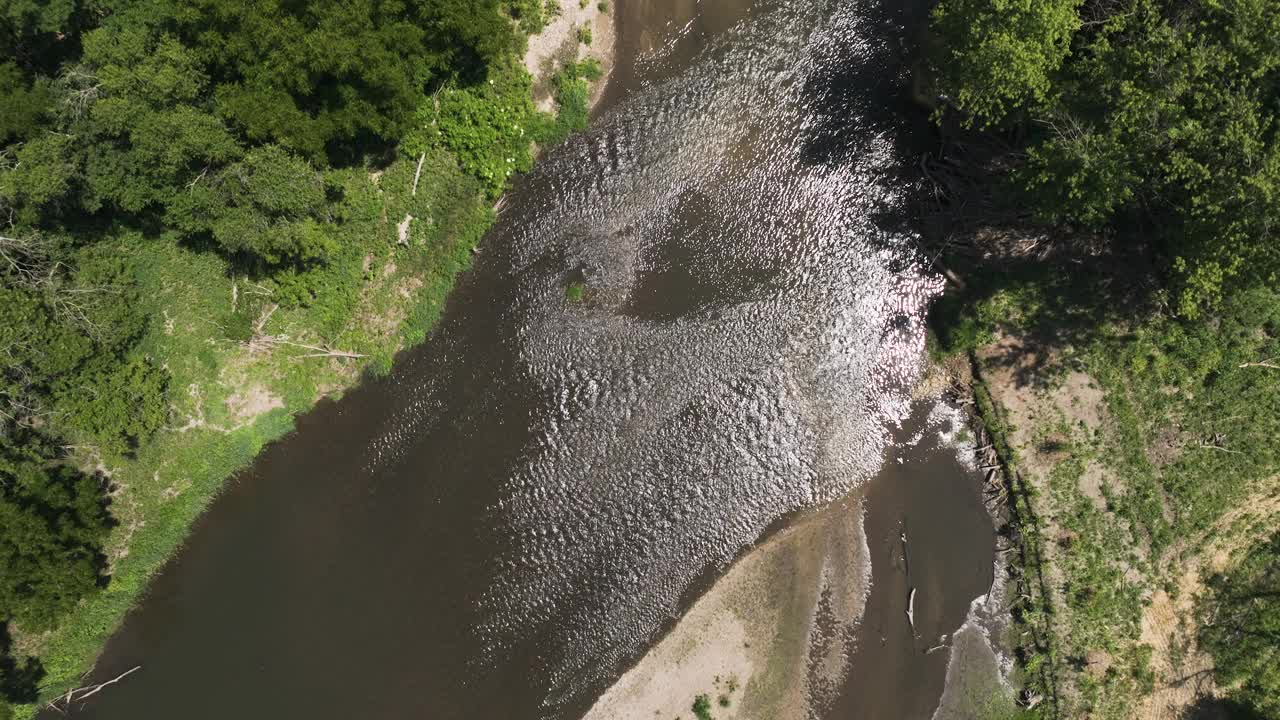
[933,315,1280,719]
[10,11,617,716]
[580,498,870,720]
[946,350,1062,716]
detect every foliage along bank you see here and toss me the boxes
[926,0,1280,717]
[0,0,605,715]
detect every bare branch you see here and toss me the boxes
[411,152,426,196]
[45,666,142,712]
[248,334,364,361]
[58,66,102,119]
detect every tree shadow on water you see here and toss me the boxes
[796,0,957,250]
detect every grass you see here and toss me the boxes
[939,255,1280,719]
[5,25,626,713]
[10,150,491,718]
[565,281,585,302]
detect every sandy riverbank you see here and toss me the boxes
[581,499,870,720]
[525,0,617,112]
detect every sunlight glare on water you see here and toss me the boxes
[468,0,941,711]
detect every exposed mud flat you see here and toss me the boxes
[525,0,617,112]
[582,402,1001,720]
[582,500,868,720]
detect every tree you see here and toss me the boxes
[930,0,1083,126]
[169,145,334,266]
[1201,532,1280,719]
[930,0,1280,315]
[0,62,52,143]
[74,25,241,215]
[170,0,517,162]
[0,613,43,709]
[0,285,93,429]
[0,433,110,632]
[0,240,167,453]
[53,355,168,456]
[0,0,99,75]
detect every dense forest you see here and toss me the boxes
[928,0,1279,717]
[933,0,1277,315]
[0,0,596,714]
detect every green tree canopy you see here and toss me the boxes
[74,24,241,215]
[168,0,516,162]
[0,241,166,453]
[930,0,1083,126]
[170,145,335,265]
[0,433,110,632]
[0,61,52,143]
[930,0,1280,315]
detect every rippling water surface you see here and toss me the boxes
[68,1,941,718]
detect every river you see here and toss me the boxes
[56,1,999,718]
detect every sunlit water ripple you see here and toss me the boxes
[375,0,937,713]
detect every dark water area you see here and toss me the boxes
[830,406,996,719]
[48,1,997,719]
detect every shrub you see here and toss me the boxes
[534,59,603,145]
[406,57,541,198]
[692,694,713,720]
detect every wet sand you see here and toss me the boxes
[580,404,998,720]
[524,0,617,111]
[581,499,868,720]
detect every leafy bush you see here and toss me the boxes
[692,694,713,720]
[170,145,335,267]
[507,0,550,35]
[55,356,169,456]
[535,59,603,145]
[407,57,540,198]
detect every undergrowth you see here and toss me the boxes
[12,42,607,720]
[938,258,1280,718]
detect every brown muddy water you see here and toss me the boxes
[53,1,999,718]
[831,405,997,720]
